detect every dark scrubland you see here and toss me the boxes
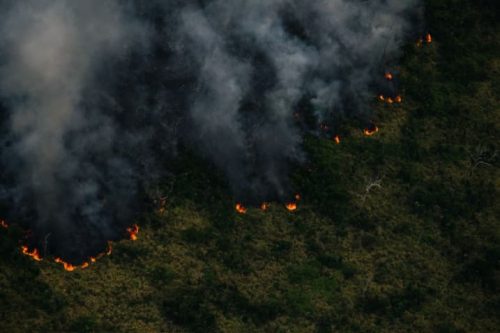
[0,0,498,332]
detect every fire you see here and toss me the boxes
[21,245,42,261]
[395,95,402,103]
[378,94,385,101]
[386,97,394,104]
[426,33,432,43]
[260,202,270,211]
[235,203,247,214]
[295,193,301,201]
[286,202,297,211]
[127,224,139,241]
[384,72,393,80]
[0,220,8,228]
[106,241,113,255]
[333,135,340,144]
[54,257,76,272]
[363,126,379,136]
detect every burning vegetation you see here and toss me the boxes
[16,225,127,271]
[364,125,379,136]
[235,203,247,214]
[21,246,42,261]
[127,224,140,241]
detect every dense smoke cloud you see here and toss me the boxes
[0,0,421,261]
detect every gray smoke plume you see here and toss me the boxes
[0,0,421,262]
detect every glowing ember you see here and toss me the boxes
[333,135,341,144]
[127,224,139,241]
[386,97,394,104]
[426,33,432,43]
[295,193,301,201]
[235,203,247,214]
[260,202,270,211]
[80,262,89,269]
[21,245,42,261]
[286,202,297,211]
[378,94,385,101]
[364,126,379,136]
[0,220,8,228]
[395,95,402,103]
[384,72,393,80]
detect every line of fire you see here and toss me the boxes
[4,33,433,271]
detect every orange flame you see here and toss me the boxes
[235,203,247,214]
[0,220,8,228]
[260,202,270,211]
[386,97,394,104]
[384,72,393,80]
[21,245,42,261]
[127,224,139,241]
[285,202,297,211]
[395,95,402,103]
[333,135,340,144]
[378,94,385,101]
[426,33,432,43]
[106,241,113,255]
[364,126,379,136]
[54,257,76,271]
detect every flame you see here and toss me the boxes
[395,95,402,103]
[235,203,247,214]
[333,135,340,144]
[378,94,385,101]
[363,126,379,136]
[0,220,8,228]
[384,72,393,80]
[426,33,432,43]
[54,257,76,271]
[260,202,270,211]
[386,97,394,104]
[286,202,297,211]
[295,193,301,201]
[127,224,139,241]
[21,245,42,261]
[106,241,113,255]
[80,262,89,269]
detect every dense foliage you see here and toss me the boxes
[0,1,498,332]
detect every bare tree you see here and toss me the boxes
[468,145,498,176]
[357,175,384,205]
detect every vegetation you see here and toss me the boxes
[0,1,498,332]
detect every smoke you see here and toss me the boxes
[0,0,421,261]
